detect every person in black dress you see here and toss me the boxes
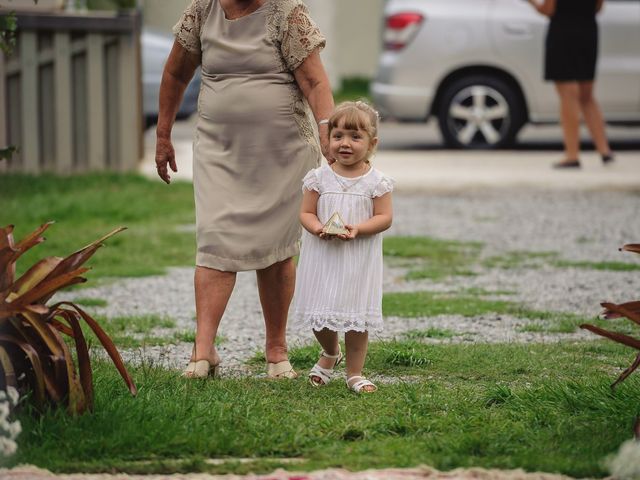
[528,0,614,168]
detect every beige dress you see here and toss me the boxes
[173,0,325,271]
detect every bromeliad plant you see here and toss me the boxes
[0,222,137,414]
[581,244,640,389]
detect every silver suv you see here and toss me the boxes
[372,0,640,149]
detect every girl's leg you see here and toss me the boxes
[256,257,295,364]
[193,266,237,364]
[312,328,341,369]
[555,81,581,162]
[345,330,375,392]
[578,81,612,158]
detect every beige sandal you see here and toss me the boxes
[183,359,220,379]
[266,360,298,379]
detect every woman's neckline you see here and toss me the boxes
[219,0,269,21]
[329,163,373,180]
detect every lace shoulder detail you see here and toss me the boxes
[172,0,212,55]
[372,170,395,198]
[268,0,325,72]
[302,167,321,192]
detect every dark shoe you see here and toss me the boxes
[602,154,615,165]
[552,159,581,169]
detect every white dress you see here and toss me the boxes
[293,164,394,333]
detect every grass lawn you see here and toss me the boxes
[1,174,196,280]
[8,341,639,477]
[4,173,639,477]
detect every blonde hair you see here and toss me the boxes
[329,100,380,161]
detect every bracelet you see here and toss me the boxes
[317,119,329,126]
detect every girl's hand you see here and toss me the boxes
[337,225,358,241]
[315,226,335,240]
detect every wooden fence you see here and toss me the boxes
[0,10,143,174]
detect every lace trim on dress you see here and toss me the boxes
[302,169,320,192]
[266,0,324,154]
[297,312,384,333]
[372,176,395,198]
[281,3,326,71]
[172,0,212,55]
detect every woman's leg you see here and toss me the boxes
[256,257,295,364]
[555,81,581,162]
[192,265,237,364]
[345,330,375,392]
[578,81,612,157]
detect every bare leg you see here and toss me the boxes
[555,81,581,162]
[192,266,237,365]
[256,257,295,364]
[312,328,341,370]
[345,330,375,392]
[578,81,612,157]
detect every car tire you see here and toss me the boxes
[437,75,524,149]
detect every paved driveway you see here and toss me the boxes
[141,117,640,191]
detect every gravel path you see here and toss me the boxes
[56,189,640,373]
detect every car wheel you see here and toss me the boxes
[437,75,524,149]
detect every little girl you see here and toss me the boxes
[293,100,394,393]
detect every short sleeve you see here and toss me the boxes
[372,175,395,198]
[281,2,326,71]
[172,0,207,55]
[302,168,320,193]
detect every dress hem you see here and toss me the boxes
[196,242,300,272]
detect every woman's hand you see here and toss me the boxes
[155,137,177,184]
[319,124,333,164]
[337,225,359,241]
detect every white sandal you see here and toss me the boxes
[347,375,377,393]
[309,349,343,387]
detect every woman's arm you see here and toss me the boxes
[300,189,325,236]
[293,50,335,161]
[527,0,556,17]
[155,41,200,184]
[340,193,393,240]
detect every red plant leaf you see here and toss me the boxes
[47,323,86,415]
[49,317,74,337]
[0,346,17,389]
[0,246,20,293]
[53,309,94,412]
[620,244,640,255]
[580,323,640,350]
[601,301,640,320]
[53,302,137,396]
[600,302,640,325]
[0,225,15,251]
[0,333,46,405]
[40,227,126,304]
[9,267,88,306]
[13,222,54,258]
[8,257,64,300]
[17,312,64,358]
[611,352,640,389]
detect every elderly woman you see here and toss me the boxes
[155,0,334,378]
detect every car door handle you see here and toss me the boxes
[503,23,533,36]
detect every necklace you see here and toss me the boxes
[331,163,370,192]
